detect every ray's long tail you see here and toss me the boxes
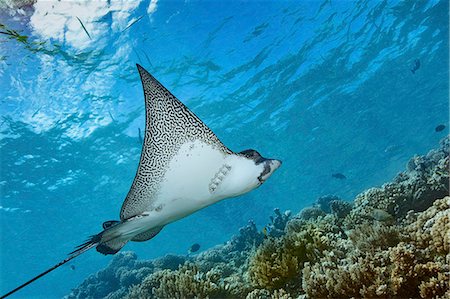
[1,219,142,298]
[0,236,99,299]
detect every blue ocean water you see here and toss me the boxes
[0,0,448,298]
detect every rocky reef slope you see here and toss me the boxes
[66,137,449,299]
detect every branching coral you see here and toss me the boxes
[126,270,168,299]
[126,262,249,299]
[303,241,449,298]
[267,208,292,238]
[65,251,155,299]
[349,222,402,252]
[316,195,342,213]
[152,263,226,298]
[329,199,352,218]
[246,288,294,299]
[302,198,450,299]
[297,206,326,220]
[248,215,342,291]
[248,237,300,290]
[406,196,450,255]
[344,136,449,229]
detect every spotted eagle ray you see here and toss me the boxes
[1,64,281,298]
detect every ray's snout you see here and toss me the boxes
[270,159,282,170]
[258,158,282,183]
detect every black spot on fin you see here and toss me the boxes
[102,220,120,229]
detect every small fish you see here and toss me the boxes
[332,173,346,180]
[76,17,91,40]
[188,243,200,254]
[262,226,271,238]
[371,209,394,222]
[70,265,75,271]
[262,227,268,237]
[411,59,420,74]
[384,144,401,154]
[435,170,448,177]
[138,128,143,145]
[435,124,446,132]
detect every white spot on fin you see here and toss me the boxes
[209,164,231,193]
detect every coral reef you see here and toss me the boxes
[329,199,353,218]
[266,208,292,238]
[64,252,185,299]
[65,251,154,299]
[406,196,450,255]
[248,237,300,290]
[67,136,450,299]
[229,220,264,252]
[344,137,449,228]
[303,213,450,298]
[126,263,228,299]
[248,215,343,292]
[297,206,325,220]
[316,194,342,213]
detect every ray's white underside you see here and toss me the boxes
[112,140,264,240]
